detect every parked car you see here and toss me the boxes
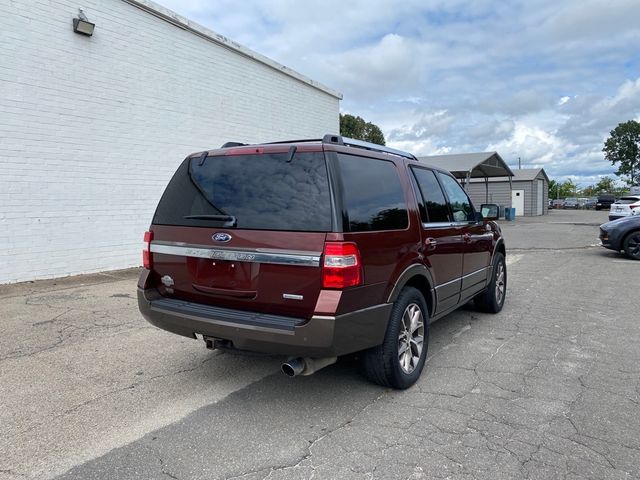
[563,197,579,209]
[595,194,616,211]
[600,215,640,260]
[608,196,640,221]
[137,134,507,389]
[584,197,597,209]
[551,199,564,209]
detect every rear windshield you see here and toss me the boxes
[617,197,640,204]
[153,152,332,231]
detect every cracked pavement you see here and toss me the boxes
[1,210,639,480]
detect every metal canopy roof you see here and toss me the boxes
[418,152,514,179]
[468,167,549,183]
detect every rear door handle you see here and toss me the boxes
[425,238,437,251]
[463,233,472,243]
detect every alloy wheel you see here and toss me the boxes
[495,262,505,304]
[397,303,425,374]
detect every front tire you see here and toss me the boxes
[623,231,640,260]
[362,287,429,389]
[475,252,507,313]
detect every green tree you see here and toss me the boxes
[580,185,596,197]
[549,178,577,199]
[594,176,615,193]
[549,179,558,199]
[560,179,577,198]
[603,120,640,186]
[339,114,386,146]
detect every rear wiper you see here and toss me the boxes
[183,215,237,227]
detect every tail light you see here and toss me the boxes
[630,203,640,209]
[322,242,362,289]
[143,230,153,269]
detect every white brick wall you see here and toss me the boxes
[0,0,340,283]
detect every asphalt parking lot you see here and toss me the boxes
[1,209,638,480]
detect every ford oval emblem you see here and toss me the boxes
[212,232,232,243]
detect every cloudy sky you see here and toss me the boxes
[158,0,640,186]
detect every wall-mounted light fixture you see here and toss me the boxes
[73,9,95,36]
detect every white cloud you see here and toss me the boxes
[156,0,640,186]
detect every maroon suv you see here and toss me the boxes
[138,134,506,389]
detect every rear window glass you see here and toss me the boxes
[337,154,408,232]
[153,152,332,231]
[617,197,640,204]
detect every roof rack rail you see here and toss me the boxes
[322,134,417,160]
[219,135,417,160]
[261,138,323,145]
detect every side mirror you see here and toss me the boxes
[481,204,500,221]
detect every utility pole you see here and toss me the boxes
[518,157,521,170]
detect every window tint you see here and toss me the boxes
[617,197,640,204]
[337,154,408,232]
[437,173,475,222]
[411,168,450,223]
[153,152,332,231]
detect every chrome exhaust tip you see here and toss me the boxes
[281,356,337,377]
[281,358,305,377]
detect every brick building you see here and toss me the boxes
[0,0,341,283]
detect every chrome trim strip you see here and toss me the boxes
[435,267,489,290]
[421,222,457,228]
[435,277,461,290]
[150,242,321,267]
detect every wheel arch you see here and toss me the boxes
[387,264,435,317]
[493,238,506,260]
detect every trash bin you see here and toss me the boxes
[505,207,516,221]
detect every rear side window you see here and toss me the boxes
[411,167,451,223]
[153,152,332,231]
[337,154,408,232]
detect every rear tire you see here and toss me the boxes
[362,287,429,389]
[623,231,640,260]
[474,252,507,313]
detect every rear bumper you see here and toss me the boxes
[138,288,391,357]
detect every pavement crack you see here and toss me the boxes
[32,308,73,326]
[6,354,219,442]
[224,390,388,480]
[158,456,180,479]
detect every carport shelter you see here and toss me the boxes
[466,168,550,216]
[418,152,514,204]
